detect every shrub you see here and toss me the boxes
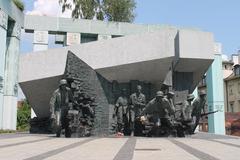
[17,100,31,131]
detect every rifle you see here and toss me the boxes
[200,110,218,117]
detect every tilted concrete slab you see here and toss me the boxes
[20,76,62,117]
[19,29,215,118]
[19,29,177,83]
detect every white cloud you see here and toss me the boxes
[26,0,72,18]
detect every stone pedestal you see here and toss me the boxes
[2,21,21,130]
[206,54,225,134]
[0,9,8,129]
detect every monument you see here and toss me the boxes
[43,51,217,137]
[18,15,223,136]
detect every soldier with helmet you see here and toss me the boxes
[174,94,195,136]
[114,88,129,134]
[142,91,175,131]
[129,85,146,135]
[192,90,207,132]
[166,91,176,117]
[50,79,73,137]
[182,94,195,122]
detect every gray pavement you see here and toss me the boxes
[0,132,239,160]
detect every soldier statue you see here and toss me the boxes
[129,85,146,135]
[142,91,175,136]
[182,94,195,122]
[114,88,129,134]
[191,90,207,133]
[178,94,195,135]
[166,91,176,117]
[50,79,73,137]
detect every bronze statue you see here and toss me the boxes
[129,85,146,135]
[182,94,195,122]
[166,91,176,117]
[141,91,175,136]
[50,79,73,137]
[192,90,207,132]
[177,94,195,135]
[114,89,129,134]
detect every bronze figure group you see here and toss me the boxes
[113,85,213,137]
[49,79,215,137]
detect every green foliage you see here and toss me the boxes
[12,0,25,11]
[59,0,136,22]
[17,100,31,131]
[0,130,16,134]
[60,0,101,20]
[103,0,136,22]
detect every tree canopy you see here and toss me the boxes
[59,0,136,22]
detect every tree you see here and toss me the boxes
[103,0,136,22]
[59,0,103,20]
[59,0,136,22]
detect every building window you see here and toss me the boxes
[81,33,98,43]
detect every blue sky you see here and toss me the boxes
[22,0,240,56]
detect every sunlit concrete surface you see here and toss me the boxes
[0,132,239,160]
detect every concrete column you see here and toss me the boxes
[3,21,21,130]
[206,53,225,135]
[0,9,8,129]
[98,34,112,41]
[33,31,48,51]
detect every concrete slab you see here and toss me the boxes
[0,133,239,160]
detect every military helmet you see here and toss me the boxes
[59,79,67,86]
[199,90,206,96]
[187,94,195,100]
[168,91,175,96]
[156,91,164,97]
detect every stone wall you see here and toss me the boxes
[64,51,110,135]
[64,51,155,135]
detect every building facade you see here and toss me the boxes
[225,65,240,112]
[0,1,24,130]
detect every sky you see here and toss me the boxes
[21,0,240,57]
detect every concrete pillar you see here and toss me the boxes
[0,9,8,129]
[33,31,48,51]
[98,34,112,41]
[206,53,225,135]
[3,21,21,130]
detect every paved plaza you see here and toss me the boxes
[0,132,239,160]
